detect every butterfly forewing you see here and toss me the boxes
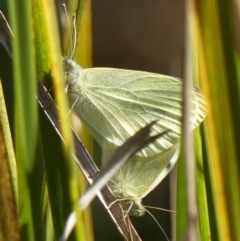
[69,67,207,157]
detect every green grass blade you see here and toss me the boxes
[0,82,19,241]
[8,0,38,240]
[196,0,240,240]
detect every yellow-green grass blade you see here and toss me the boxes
[68,2,94,241]
[0,82,19,241]
[193,7,211,241]
[34,0,87,240]
[195,128,211,241]
[175,2,210,240]
[196,0,240,240]
[175,150,187,240]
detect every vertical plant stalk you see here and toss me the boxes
[183,0,198,240]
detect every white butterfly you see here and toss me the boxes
[64,58,207,216]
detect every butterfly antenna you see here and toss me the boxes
[70,14,77,59]
[62,4,72,58]
[144,205,176,213]
[145,209,170,241]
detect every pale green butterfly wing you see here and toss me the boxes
[103,139,179,197]
[102,139,179,216]
[65,59,207,159]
